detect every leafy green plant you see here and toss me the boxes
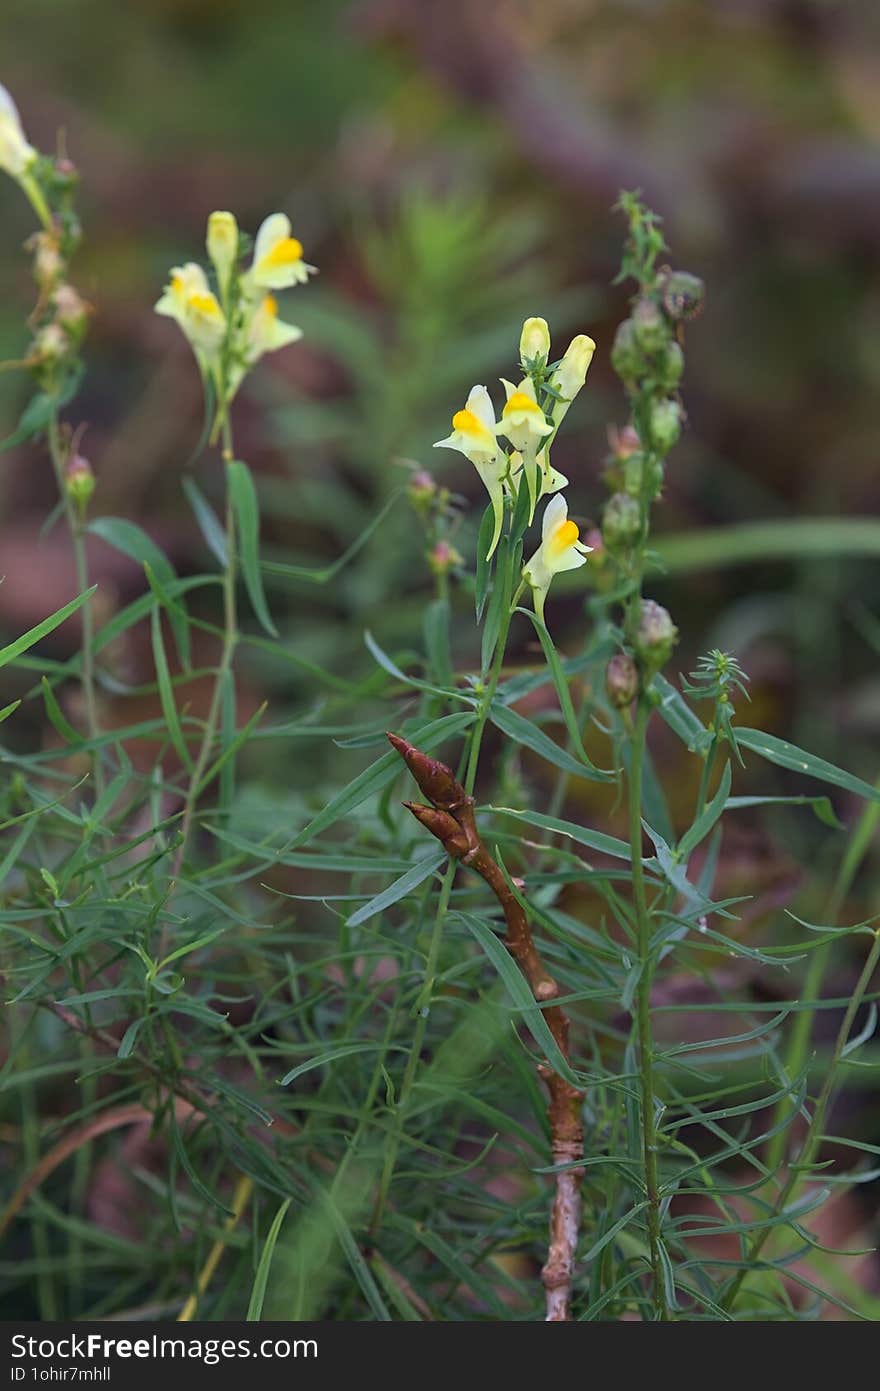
[0,76,877,1326]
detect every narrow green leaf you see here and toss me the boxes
[457,910,585,1089]
[278,1043,398,1088]
[346,850,445,927]
[678,761,732,860]
[517,606,611,777]
[0,586,96,671]
[116,1017,147,1060]
[40,676,79,743]
[736,728,880,804]
[168,1113,234,1216]
[150,607,192,771]
[288,711,473,849]
[182,476,228,567]
[0,392,54,452]
[474,503,495,622]
[423,597,453,688]
[651,674,713,754]
[261,489,400,584]
[487,805,632,861]
[481,536,511,675]
[227,458,277,636]
[246,1198,291,1321]
[726,794,843,830]
[490,703,609,782]
[89,516,175,588]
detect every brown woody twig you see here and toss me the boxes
[387,732,584,1321]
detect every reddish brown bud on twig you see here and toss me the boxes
[386,733,467,810]
[402,802,470,858]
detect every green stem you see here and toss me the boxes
[47,409,102,794]
[694,734,719,822]
[724,928,880,1313]
[172,413,238,878]
[629,696,668,1320]
[19,170,53,232]
[369,570,520,1238]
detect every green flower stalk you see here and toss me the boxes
[603,190,704,1320]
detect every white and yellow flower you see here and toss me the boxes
[227,293,302,396]
[433,385,507,559]
[0,82,36,178]
[206,210,239,301]
[522,493,592,622]
[247,213,315,292]
[155,262,226,361]
[498,377,552,520]
[548,333,596,426]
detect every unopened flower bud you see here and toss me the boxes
[610,318,645,386]
[654,339,684,391]
[602,491,641,551]
[32,233,63,289]
[65,453,95,510]
[403,802,470,859]
[659,269,705,322]
[53,156,79,187]
[632,297,668,355]
[33,322,69,366]
[622,452,647,497]
[605,653,639,709]
[407,468,437,512]
[520,316,551,367]
[53,283,89,339]
[634,599,678,672]
[649,398,681,454]
[206,210,239,293]
[548,333,596,423]
[609,423,641,460]
[387,733,467,811]
[427,540,462,575]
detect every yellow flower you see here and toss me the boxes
[227,294,302,396]
[155,262,226,360]
[523,493,592,622]
[206,210,239,297]
[498,377,552,453]
[434,385,506,559]
[248,213,315,291]
[0,83,36,178]
[519,316,550,365]
[498,377,552,520]
[548,334,596,426]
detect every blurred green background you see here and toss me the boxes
[1,0,880,810]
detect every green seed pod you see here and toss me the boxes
[632,297,668,355]
[605,653,640,709]
[602,492,641,551]
[659,269,705,322]
[622,451,647,497]
[649,398,681,454]
[634,599,678,672]
[654,338,684,391]
[610,318,646,386]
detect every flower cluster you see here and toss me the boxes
[155,209,315,419]
[0,83,89,394]
[433,318,596,621]
[600,192,705,700]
